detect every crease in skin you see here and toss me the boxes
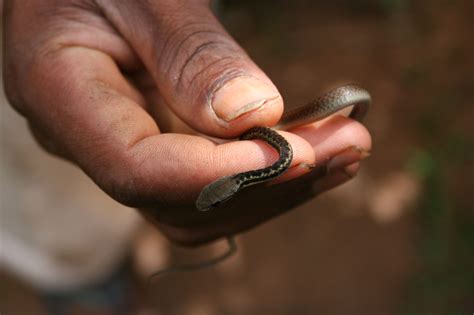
[188,56,236,87]
[176,40,224,87]
[166,29,229,76]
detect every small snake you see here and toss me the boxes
[196,84,371,211]
[149,84,371,281]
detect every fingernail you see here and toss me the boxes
[327,146,370,175]
[298,163,317,170]
[340,163,360,178]
[211,77,280,122]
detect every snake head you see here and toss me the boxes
[195,176,242,211]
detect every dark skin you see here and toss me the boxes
[3,0,372,245]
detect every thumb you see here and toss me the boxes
[98,0,283,137]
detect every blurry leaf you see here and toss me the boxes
[405,149,437,179]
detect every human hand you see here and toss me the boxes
[3,0,371,245]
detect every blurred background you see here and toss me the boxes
[1,0,473,314]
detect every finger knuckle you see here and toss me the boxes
[163,26,244,90]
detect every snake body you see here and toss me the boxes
[196,84,371,211]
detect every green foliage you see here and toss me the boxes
[402,149,474,314]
